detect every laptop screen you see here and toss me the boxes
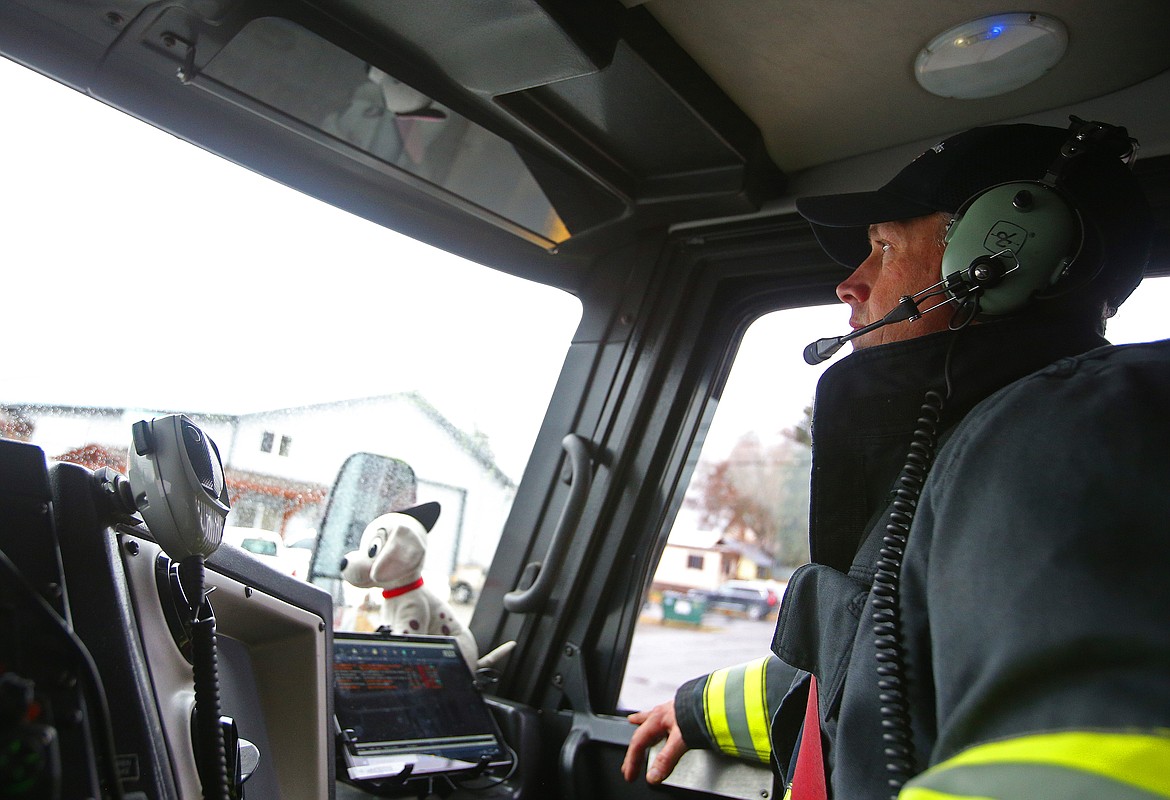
[333,632,508,781]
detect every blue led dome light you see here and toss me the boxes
[916,13,1068,99]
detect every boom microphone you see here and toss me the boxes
[803,295,921,365]
[802,263,1003,365]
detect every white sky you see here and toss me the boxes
[0,56,583,477]
[2,55,1168,476]
[705,278,1170,460]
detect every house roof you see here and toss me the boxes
[5,391,513,487]
[717,537,775,568]
[230,392,513,487]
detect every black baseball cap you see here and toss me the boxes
[796,122,1153,308]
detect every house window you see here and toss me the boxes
[260,431,293,456]
[686,554,704,570]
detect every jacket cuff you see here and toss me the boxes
[674,675,713,750]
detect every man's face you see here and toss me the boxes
[835,213,952,350]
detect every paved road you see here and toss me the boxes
[618,608,780,713]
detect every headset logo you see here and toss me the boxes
[984,220,1029,254]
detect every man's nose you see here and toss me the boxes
[836,260,873,305]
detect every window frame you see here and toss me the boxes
[472,214,839,714]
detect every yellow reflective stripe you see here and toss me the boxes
[902,762,1165,800]
[702,658,773,762]
[704,666,734,755]
[904,730,1170,799]
[743,657,772,760]
[901,789,995,800]
[943,730,1170,795]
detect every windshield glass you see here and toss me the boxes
[0,56,581,626]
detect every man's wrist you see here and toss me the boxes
[674,675,713,749]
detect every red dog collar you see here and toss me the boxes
[382,578,424,599]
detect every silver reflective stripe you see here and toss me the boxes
[905,761,1168,800]
[703,657,771,762]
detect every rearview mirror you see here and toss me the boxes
[309,453,417,605]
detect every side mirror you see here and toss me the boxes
[308,453,417,604]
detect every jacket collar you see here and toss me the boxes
[807,316,1107,572]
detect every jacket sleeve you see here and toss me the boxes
[901,731,1170,799]
[899,341,1170,799]
[673,655,793,764]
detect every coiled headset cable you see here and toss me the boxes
[872,319,965,799]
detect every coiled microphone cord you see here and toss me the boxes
[178,555,231,800]
[872,319,965,799]
[871,388,944,798]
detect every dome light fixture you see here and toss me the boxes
[915,13,1068,99]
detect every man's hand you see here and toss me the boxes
[621,699,690,784]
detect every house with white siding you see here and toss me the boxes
[1,393,514,576]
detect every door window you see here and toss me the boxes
[619,276,1170,712]
[619,304,837,711]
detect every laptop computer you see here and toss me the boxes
[333,632,511,783]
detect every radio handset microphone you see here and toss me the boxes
[127,415,235,800]
[127,414,229,560]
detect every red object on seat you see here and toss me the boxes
[790,675,828,800]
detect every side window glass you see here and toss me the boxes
[619,305,839,711]
[619,274,1170,712]
[1104,275,1170,345]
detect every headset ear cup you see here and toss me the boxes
[941,182,1080,316]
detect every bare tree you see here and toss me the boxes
[688,406,813,568]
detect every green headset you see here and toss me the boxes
[940,118,1135,316]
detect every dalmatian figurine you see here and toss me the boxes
[339,501,478,669]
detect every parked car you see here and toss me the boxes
[284,535,317,581]
[449,564,485,605]
[222,526,287,571]
[701,580,781,620]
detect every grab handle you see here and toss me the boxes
[503,434,592,614]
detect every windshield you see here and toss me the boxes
[0,56,581,623]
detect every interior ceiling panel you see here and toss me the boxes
[635,0,1170,172]
[5,0,1169,276]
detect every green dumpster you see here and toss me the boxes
[662,592,706,625]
